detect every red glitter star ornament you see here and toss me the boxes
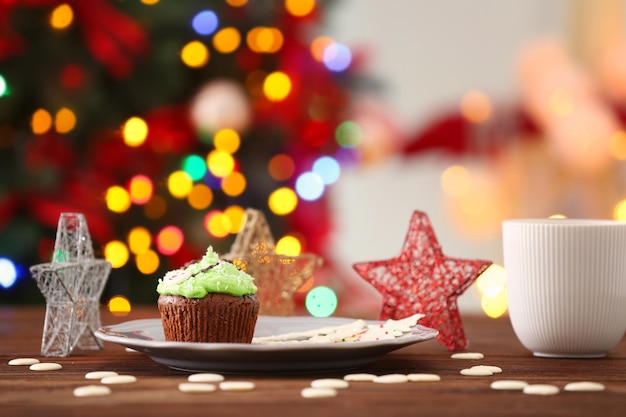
[352,211,492,351]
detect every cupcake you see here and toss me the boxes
[156,246,259,343]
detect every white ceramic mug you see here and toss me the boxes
[502,218,626,358]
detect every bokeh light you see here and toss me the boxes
[182,154,207,181]
[460,90,492,124]
[0,258,18,289]
[268,187,298,215]
[50,4,73,30]
[440,165,471,197]
[213,27,241,54]
[128,227,151,255]
[335,121,361,148]
[476,264,507,318]
[221,171,246,196]
[224,205,246,233]
[31,108,52,134]
[207,149,235,177]
[0,74,8,97]
[192,10,219,36]
[123,117,148,147]
[105,185,132,213]
[268,153,295,181]
[312,156,340,185]
[187,183,213,209]
[108,295,131,317]
[247,27,283,53]
[156,225,184,255]
[167,170,193,198]
[214,128,241,153]
[609,130,626,160]
[128,175,153,205]
[181,40,209,68]
[295,172,325,201]
[204,210,231,238]
[285,0,315,17]
[305,286,337,317]
[613,199,626,220]
[310,36,334,62]
[226,0,247,6]
[54,107,76,134]
[549,89,574,117]
[104,240,130,268]
[323,43,352,72]
[263,71,291,102]
[275,235,301,256]
[136,249,160,274]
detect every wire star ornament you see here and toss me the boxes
[352,210,492,351]
[224,208,323,316]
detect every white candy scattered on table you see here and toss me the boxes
[101,375,137,384]
[373,374,409,384]
[407,373,441,382]
[490,380,529,391]
[451,352,484,360]
[460,368,493,376]
[523,384,560,395]
[301,387,337,398]
[8,358,40,366]
[29,362,62,371]
[73,385,112,397]
[85,371,118,380]
[178,383,217,393]
[219,381,255,391]
[188,373,225,383]
[564,381,605,392]
[311,378,349,389]
[470,365,502,374]
[343,373,377,382]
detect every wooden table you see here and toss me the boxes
[1,306,625,416]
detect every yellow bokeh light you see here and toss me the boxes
[128,227,151,255]
[481,290,508,319]
[268,187,298,215]
[285,0,315,17]
[609,130,626,160]
[50,4,73,30]
[460,90,491,124]
[104,240,130,268]
[268,153,295,180]
[613,199,626,220]
[213,27,241,54]
[54,107,76,134]
[221,171,246,196]
[181,40,209,68]
[108,295,131,317]
[549,213,568,219]
[128,175,153,205]
[205,211,231,238]
[141,0,159,4]
[247,27,283,53]
[188,183,213,210]
[136,249,160,274]
[123,117,148,147]
[310,36,334,62]
[226,0,248,6]
[440,165,471,197]
[207,149,235,177]
[224,205,245,233]
[476,264,506,297]
[549,89,574,117]
[167,170,193,199]
[105,186,132,213]
[144,195,167,219]
[263,71,291,102]
[31,108,52,134]
[276,235,302,256]
[214,128,241,154]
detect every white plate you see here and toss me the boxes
[95,316,438,374]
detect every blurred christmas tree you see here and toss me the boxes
[0,0,373,307]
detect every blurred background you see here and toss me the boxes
[2,0,626,320]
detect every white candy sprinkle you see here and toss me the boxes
[407,373,441,382]
[178,383,217,393]
[471,365,502,374]
[490,380,529,391]
[301,387,337,398]
[523,384,560,396]
[100,375,137,384]
[29,363,62,371]
[188,373,225,383]
[125,348,138,353]
[564,381,605,392]
[451,352,484,360]
[85,371,119,380]
[8,358,40,366]
[343,373,377,382]
[73,385,112,397]
[311,378,349,389]
[219,381,255,391]
[373,374,409,384]
[460,368,493,376]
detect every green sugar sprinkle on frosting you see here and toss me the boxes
[156,246,257,298]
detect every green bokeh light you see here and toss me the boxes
[305,285,337,317]
[182,154,207,181]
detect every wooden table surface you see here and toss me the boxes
[1,306,625,417]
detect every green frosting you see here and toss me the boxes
[156,247,257,298]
